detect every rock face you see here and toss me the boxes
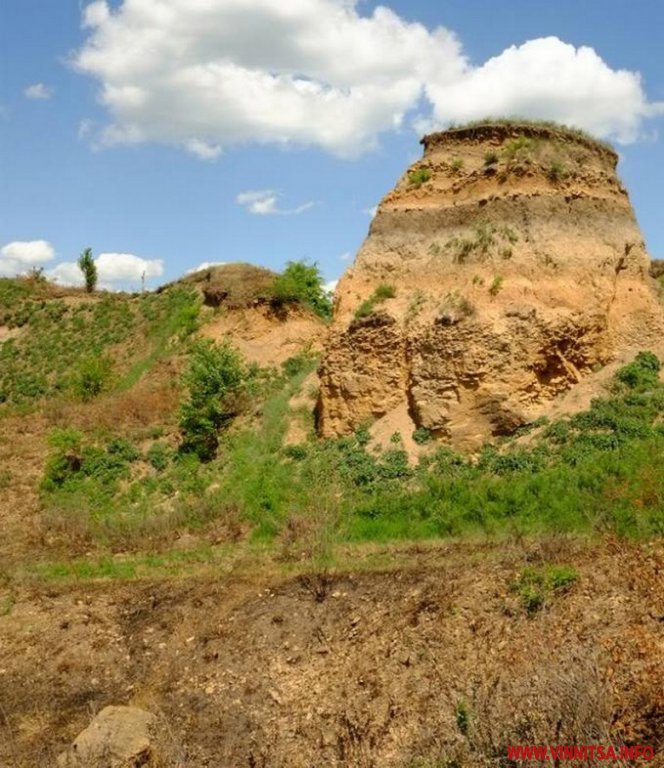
[318,122,664,449]
[57,706,157,767]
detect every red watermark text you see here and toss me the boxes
[506,745,654,762]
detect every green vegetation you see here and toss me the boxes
[488,275,504,297]
[547,160,568,182]
[179,339,248,461]
[483,150,499,166]
[450,158,464,172]
[512,564,579,615]
[354,283,396,319]
[455,701,470,735]
[503,135,535,162]
[71,353,114,401]
[78,247,98,293]
[405,290,427,323]
[439,292,475,323]
[408,167,432,187]
[272,260,332,320]
[444,224,517,264]
[615,350,660,390]
[37,351,664,552]
[0,280,199,404]
[412,427,432,445]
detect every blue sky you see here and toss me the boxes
[1,0,664,291]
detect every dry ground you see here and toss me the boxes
[1,538,662,767]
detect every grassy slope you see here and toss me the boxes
[0,274,662,582]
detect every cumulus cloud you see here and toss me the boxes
[425,38,664,144]
[48,252,164,288]
[363,206,378,219]
[47,262,84,286]
[236,190,314,215]
[1,240,55,264]
[0,240,55,276]
[24,83,54,100]
[73,0,464,156]
[74,2,663,157]
[324,279,339,295]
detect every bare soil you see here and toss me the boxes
[1,539,662,767]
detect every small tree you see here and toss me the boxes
[78,248,97,293]
[179,339,246,461]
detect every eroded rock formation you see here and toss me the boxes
[318,122,664,449]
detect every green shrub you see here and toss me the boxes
[354,299,375,319]
[71,354,113,401]
[503,135,534,161]
[439,292,475,322]
[616,351,660,390]
[179,339,247,461]
[455,701,470,735]
[513,564,579,615]
[412,427,432,445]
[547,160,567,182]
[488,275,504,297]
[353,284,396,319]
[272,261,333,320]
[408,168,432,187]
[484,151,498,166]
[450,158,464,172]
[283,444,307,461]
[374,283,396,300]
[281,349,319,379]
[106,438,140,463]
[147,442,171,472]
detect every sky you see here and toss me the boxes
[1,0,664,292]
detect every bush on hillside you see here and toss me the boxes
[179,339,247,461]
[616,351,661,390]
[272,261,332,320]
[71,354,114,401]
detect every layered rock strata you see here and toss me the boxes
[318,122,664,449]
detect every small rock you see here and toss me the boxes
[57,705,157,767]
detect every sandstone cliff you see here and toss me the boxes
[318,121,664,450]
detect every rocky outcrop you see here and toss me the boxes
[318,122,664,449]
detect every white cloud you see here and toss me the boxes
[0,240,55,277]
[24,83,54,100]
[48,252,164,287]
[236,190,314,216]
[363,206,378,219]
[324,279,338,295]
[339,251,352,262]
[424,37,664,144]
[73,2,663,157]
[1,240,55,265]
[47,262,84,286]
[73,0,464,157]
[186,139,222,161]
